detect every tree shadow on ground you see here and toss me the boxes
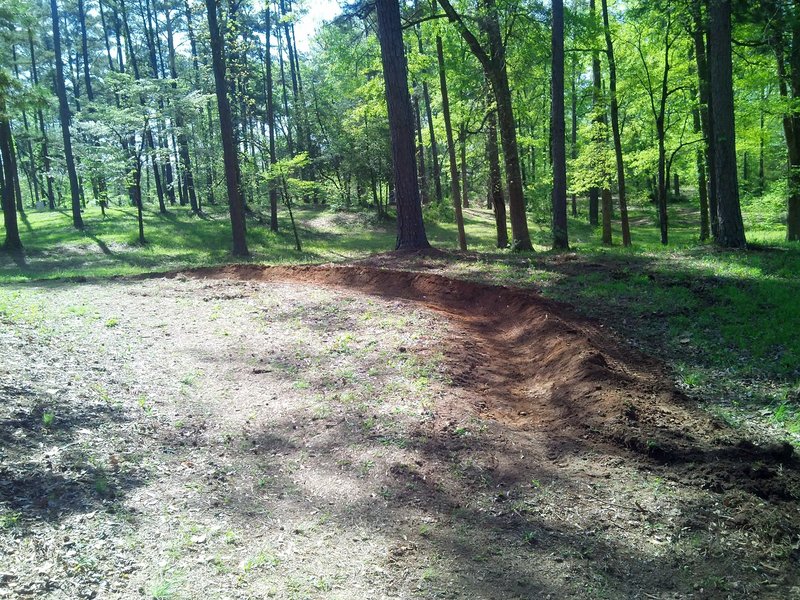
[0,369,144,526]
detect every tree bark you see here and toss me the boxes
[51,0,84,229]
[265,4,279,231]
[422,81,442,203]
[437,0,532,250]
[601,0,631,246]
[551,0,568,249]
[459,123,469,209]
[764,0,800,240]
[166,7,199,213]
[487,97,508,248]
[414,94,430,204]
[570,50,578,217]
[588,0,601,226]
[708,0,746,247]
[692,7,719,239]
[692,81,710,241]
[29,30,55,210]
[0,94,22,250]
[436,36,467,251]
[375,0,430,251]
[206,0,249,256]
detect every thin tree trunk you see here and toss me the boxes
[487,97,508,248]
[414,94,430,204]
[265,4,279,231]
[422,82,442,203]
[12,46,39,210]
[29,30,55,210]
[437,0,532,250]
[692,8,719,239]
[436,35,467,251]
[121,0,166,212]
[166,7,199,213]
[206,0,249,256]
[601,0,631,245]
[588,0,601,226]
[482,1,532,250]
[570,49,578,217]
[459,123,469,209]
[141,0,175,209]
[692,86,710,240]
[551,0,568,249]
[51,0,84,229]
[276,20,295,156]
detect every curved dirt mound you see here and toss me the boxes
[170,264,799,502]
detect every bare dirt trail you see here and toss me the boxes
[179,264,799,500]
[1,264,799,599]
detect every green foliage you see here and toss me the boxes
[423,201,454,224]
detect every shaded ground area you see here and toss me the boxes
[1,265,799,599]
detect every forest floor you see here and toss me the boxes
[1,262,799,599]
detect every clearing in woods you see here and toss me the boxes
[1,262,799,599]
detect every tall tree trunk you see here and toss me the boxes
[654,17,672,245]
[422,82,442,203]
[375,0,430,251]
[570,50,578,217]
[166,8,199,213]
[206,0,249,256]
[265,4,279,231]
[1,94,23,250]
[765,0,800,240]
[29,29,55,210]
[78,0,109,206]
[692,7,719,239]
[758,97,766,195]
[121,0,167,211]
[414,28,442,204]
[708,0,746,247]
[414,94,430,204]
[436,36,467,251]
[482,1,532,250]
[276,20,295,156]
[281,0,303,153]
[437,0,532,250]
[487,97,508,248]
[551,0,568,249]
[12,46,39,210]
[141,0,175,209]
[588,0,601,226]
[459,124,469,209]
[51,0,84,229]
[692,82,710,240]
[9,132,24,213]
[601,0,631,245]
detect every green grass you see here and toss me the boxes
[2,195,799,438]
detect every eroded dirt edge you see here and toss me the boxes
[162,263,799,505]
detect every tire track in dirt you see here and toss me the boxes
[157,263,799,504]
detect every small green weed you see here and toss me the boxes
[150,576,182,600]
[0,510,22,529]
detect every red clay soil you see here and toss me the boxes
[168,263,799,503]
